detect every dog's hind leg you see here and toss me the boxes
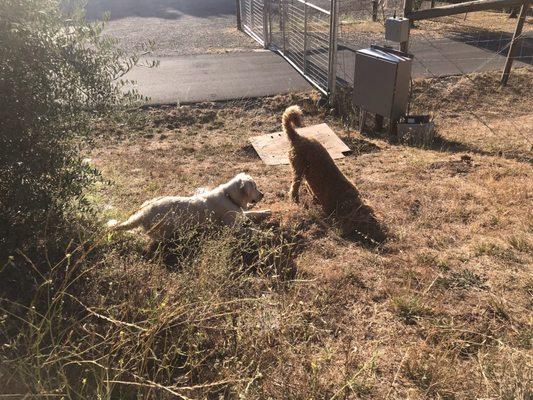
[289,158,305,203]
[109,210,146,232]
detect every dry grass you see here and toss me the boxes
[340,10,533,38]
[2,69,532,399]
[416,10,533,35]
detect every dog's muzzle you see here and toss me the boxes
[249,192,263,208]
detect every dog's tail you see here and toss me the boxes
[282,105,304,143]
[106,211,144,232]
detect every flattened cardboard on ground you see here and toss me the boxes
[250,123,350,166]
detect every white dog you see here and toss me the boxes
[107,173,271,239]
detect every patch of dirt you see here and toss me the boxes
[100,14,260,57]
[411,68,533,117]
[428,154,475,175]
[417,10,533,35]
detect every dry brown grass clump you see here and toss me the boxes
[2,69,532,399]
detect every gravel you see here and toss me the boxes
[85,0,261,56]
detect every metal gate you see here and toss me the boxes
[240,0,268,46]
[238,0,339,96]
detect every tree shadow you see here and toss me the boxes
[84,0,236,21]
[340,135,381,157]
[441,28,533,66]
[417,135,532,164]
[142,221,302,281]
[334,201,389,249]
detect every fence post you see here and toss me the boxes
[372,0,378,21]
[430,0,436,8]
[236,0,242,30]
[401,0,413,52]
[501,1,530,85]
[262,0,270,48]
[328,0,339,100]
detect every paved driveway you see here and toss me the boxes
[126,51,312,105]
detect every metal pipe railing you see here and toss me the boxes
[327,0,339,98]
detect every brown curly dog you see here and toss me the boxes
[283,105,386,244]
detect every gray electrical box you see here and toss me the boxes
[385,17,410,43]
[353,45,413,122]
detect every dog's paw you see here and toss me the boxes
[106,219,119,229]
[194,187,210,196]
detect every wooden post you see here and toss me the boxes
[501,1,530,85]
[431,0,436,8]
[404,0,414,18]
[236,0,242,30]
[401,0,413,52]
[372,0,379,21]
[388,120,396,139]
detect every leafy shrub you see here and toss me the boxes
[0,0,150,259]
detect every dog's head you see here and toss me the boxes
[227,173,264,209]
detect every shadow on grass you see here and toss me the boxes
[359,122,531,164]
[297,191,389,250]
[144,221,303,281]
[335,203,389,249]
[446,29,533,67]
[340,135,381,157]
[422,135,531,164]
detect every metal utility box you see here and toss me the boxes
[385,17,410,43]
[353,45,413,122]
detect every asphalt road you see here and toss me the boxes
[126,51,311,105]
[127,39,531,104]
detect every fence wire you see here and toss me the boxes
[334,0,532,89]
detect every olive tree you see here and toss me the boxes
[0,0,151,258]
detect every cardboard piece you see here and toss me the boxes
[249,123,350,166]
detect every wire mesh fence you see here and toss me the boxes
[334,0,532,89]
[238,0,532,105]
[240,0,267,45]
[265,0,334,94]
